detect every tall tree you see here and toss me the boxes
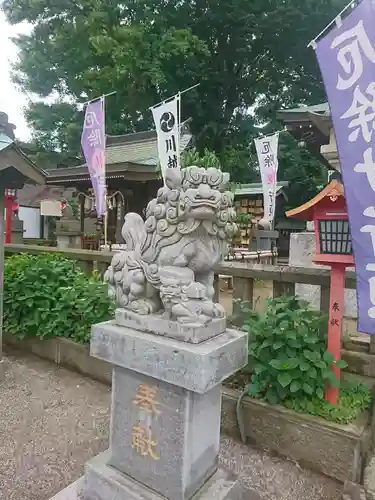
[277,133,326,210]
[4,0,345,182]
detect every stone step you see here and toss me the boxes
[342,372,375,389]
[342,349,375,379]
[343,339,370,354]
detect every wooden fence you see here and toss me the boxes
[216,260,356,316]
[4,243,357,319]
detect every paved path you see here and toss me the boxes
[0,348,342,500]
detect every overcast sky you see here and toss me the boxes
[0,12,31,141]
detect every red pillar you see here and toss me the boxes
[325,263,345,405]
[4,194,13,244]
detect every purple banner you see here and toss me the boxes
[315,0,375,333]
[81,97,106,217]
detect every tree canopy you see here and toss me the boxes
[3,0,344,202]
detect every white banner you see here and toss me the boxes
[151,94,180,184]
[254,133,280,225]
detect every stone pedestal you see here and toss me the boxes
[56,231,82,250]
[49,164,253,499]
[51,313,248,500]
[56,218,82,249]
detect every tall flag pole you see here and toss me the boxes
[254,132,280,228]
[311,0,375,335]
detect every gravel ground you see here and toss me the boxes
[0,348,342,500]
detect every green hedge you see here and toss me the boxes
[4,253,114,344]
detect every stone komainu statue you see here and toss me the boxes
[104,166,237,324]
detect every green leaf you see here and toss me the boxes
[315,360,327,370]
[269,359,283,370]
[286,358,300,370]
[303,336,318,344]
[259,339,273,350]
[308,368,318,379]
[326,372,340,388]
[323,351,335,364]
[254,364,267,375]
[288,339,302,348]
[270,357,299,371]
[286,331,297,340]
[248,342,259,353]
[259,347,273,363]
[304,350,318,362]
[277,372,292,388]
[265,388,279,405]
[306,401,315,413]
[248,383,261,396]
[290,369,302,379]
[303,383,314,395]
[290,381,302,393]
[286,347,297,358]
[276,385,288,400]
[335,359,348,369]
[273,340,284,350]
[316,388,324,400]
[299,361,310,372]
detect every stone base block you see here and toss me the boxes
[91,321,247,394]
[56,231,82,250]
[115,308,226,343]
[48,454,248,500]
[81,452,243,500]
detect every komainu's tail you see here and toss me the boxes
[121,213,146,253]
